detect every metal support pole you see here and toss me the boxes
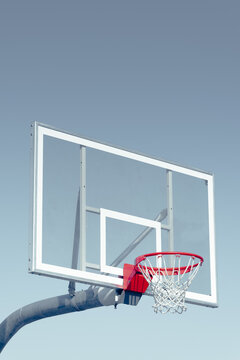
[79,146,86,271]
[167,170,174,252]
[68,190,80,295]
[0,287,141,353]
[68,146,87,295]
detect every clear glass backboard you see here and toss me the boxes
[29,122,217,307]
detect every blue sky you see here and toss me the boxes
[0,1,239,358]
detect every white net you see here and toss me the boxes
[137,253,202,314]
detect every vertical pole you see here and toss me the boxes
[68,146,87,296]
[79,146,86,271]
[68,191,80,295]
[167,170,174,252]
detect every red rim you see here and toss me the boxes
[135,251,204,276]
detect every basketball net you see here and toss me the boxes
[137,254,202,314]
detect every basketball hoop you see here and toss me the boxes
[135,252,204,314]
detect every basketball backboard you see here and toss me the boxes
[29,122,217,308]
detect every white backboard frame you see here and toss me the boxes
[29,122,217,307]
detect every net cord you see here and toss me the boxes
[137,254,201,314]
